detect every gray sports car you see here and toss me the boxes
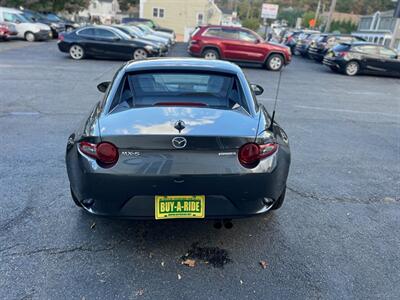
[66,58,290,220]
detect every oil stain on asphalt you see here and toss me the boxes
[182,242,231,268]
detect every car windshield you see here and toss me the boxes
[138,24,152,34]
[111,72,246,112]
[127,25,144,37]
[15,13,31,23]
[44,13,61,22]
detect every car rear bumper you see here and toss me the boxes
[323,57,345,69]
[34,30,52,40]
[308,48,325,61]
[57,41,69,53]
[67,146,290,219]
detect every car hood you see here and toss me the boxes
[99,107,259,149]
[34,22,51,30]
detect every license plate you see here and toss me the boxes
[155,195,205,219]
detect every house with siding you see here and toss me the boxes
[78,0,121,24]
[139,0,223,41]
[353,10,400,50]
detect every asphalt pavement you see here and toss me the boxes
[0,41,399,300]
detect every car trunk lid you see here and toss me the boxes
[99,106,259,150]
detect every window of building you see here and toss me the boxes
[197,13,204,25]
[153,8,165,18]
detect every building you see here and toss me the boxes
[139,0,223,42]
[320,12,360,24]
[353,10,400,50]
[78,0,121,24]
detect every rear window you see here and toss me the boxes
[110,72,247,112]
[332,44,351,52]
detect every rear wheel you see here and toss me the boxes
[266,54,284,71]
[344,61,359,76]
[25,31,35,42]
[202,49,219,60]
[133,48,148,60]
[69,44,85,60]
[271,187,286,210]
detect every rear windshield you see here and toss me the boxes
[110,72,247,112]
[332,44,351,52]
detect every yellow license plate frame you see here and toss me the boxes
[155,195,205,219]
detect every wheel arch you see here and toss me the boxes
[264,51,286,64]
[201,46,222,58]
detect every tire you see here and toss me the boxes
[344,61,359,76]
[271,187,286,210]
[70,186,82,207]
[25,31,35,42]
[69,44,85,60]
[133,48,148,60]
[202,48,219,60]
[266,54,284,71]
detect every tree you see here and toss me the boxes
[0,0,90,12]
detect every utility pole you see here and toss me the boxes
[315,0,321,28]
[390,0,400,49]
[325,0,337,33]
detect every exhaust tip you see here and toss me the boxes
[213,221,222,229]
[223,219,233,229]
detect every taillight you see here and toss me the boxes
[190,39,199,45]
[58,34,64,41]
[238,142,278,168]
[338,51,348,57]
[79,141,119,167]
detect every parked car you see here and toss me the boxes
[0,22,17,40]
[0,7,51,41]
[283,30,302,54]
[308,34,365,62]
[323,42,400,77]
[112,25,169,56]
[135,23,175,44]
[127,24,171,46]
[21,8,65,38]
[294,32,320,57]
[57,26,162,60]
[66,58,291,219]
[39,12,79,34]
[188,25,292,71]
[122,17,175,37]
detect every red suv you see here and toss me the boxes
[188,26,291,71]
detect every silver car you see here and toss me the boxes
[66,58,290,220]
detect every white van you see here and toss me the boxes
[0,7,51,41]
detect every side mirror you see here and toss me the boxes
[255,39,261,44]
[97,81,110,93]
[251,84,264,96]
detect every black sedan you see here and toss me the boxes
[66,58,291,220]
[58,26,161,60]
[323,42,400,77]
[308,34,365,62]
[112,25,169,56]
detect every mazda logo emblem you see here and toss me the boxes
[172,137,187,149]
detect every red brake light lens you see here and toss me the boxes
[238,142,278,168]
[338,51,348,57]
[79,142,119,166]
[58,34,64,41]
